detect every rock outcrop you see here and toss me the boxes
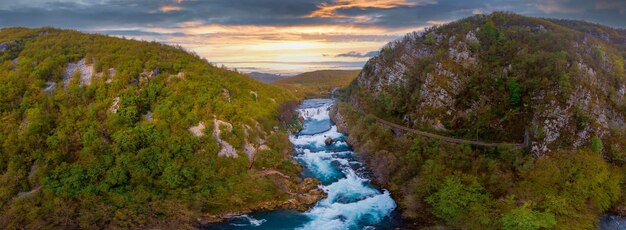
[109,97,120,114]
[188,122,206,137]
[0,41,14,52]
[44,82,56,92]
[213,119,237,158]
[350,12,626,156]
[222,88,231,103]
[63,58,94,86]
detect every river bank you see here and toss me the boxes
[331,101,626,229]
[198,176,325,225]
[205,99,399,229]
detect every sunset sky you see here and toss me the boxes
[1,0,625,75]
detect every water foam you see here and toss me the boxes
[298,99,333,121]
[298,191,397,230]
[290,126,343,148]
[294,99,397,229]
[228,215,267,227]
[319,168,379,205]
[209,99,397,229]
[295,150,342,182]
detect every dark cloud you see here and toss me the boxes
[0,0,624,32]
[336,51,379,58]
[1,0,624,75]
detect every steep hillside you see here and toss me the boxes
[348,12,626,156]
[0,27,318,229]
[336,12,626,229]
[246,71,288,83]
[274,69,360,98]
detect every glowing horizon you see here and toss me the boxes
[96,23,433,75]
[2,0,625,75]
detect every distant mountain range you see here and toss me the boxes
[273,69,361,98]
[246,71,289,83]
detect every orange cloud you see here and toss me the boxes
[426,20,450,25]
[160,5,182,12]
[306,0,435,18]
[98,23,430,74]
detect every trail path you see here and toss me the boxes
[354,109,527,149]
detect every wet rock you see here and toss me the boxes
[324,137,335,145]
[613,204,626,217]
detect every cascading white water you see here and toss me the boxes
[293,99,397,230]
[298,101,332,121]
[209,99,398,230]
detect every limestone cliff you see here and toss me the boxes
[349,12,626,156]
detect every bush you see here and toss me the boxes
[426,175,489,223]
[500,202,556,230]
[591,136,603,153]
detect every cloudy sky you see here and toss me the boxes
[1,0,625,74]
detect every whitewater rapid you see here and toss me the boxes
[208,99,398,230]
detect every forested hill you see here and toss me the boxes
[348,12,626,156]
[0,27,304,228]
[273,69,360,98]
[334,12,626,229]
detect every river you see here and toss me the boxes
[207,99,400,229]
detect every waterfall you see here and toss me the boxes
[208,98,399,230]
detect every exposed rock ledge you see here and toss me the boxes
[197,177,325,225]
[330,104,356,147]
[330,104,348,134]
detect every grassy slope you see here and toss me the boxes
[273,69,360,98]
[0,27,301,228]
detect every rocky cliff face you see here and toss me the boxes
[350,12,626,156]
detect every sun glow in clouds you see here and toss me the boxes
[93,0,446,74]
[102,23,430,74]
[306,0,437,18]
[159,5,182,12]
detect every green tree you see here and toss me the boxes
[517,150,622,229]
[558,73,572,100]
[425,33,436,45]
[501,202,556,230]
[479,18,501,46]
[426,175,488,223]
[508,78,521,107]
[591,136,603,153]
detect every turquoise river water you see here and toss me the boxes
[206,99,400,230]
